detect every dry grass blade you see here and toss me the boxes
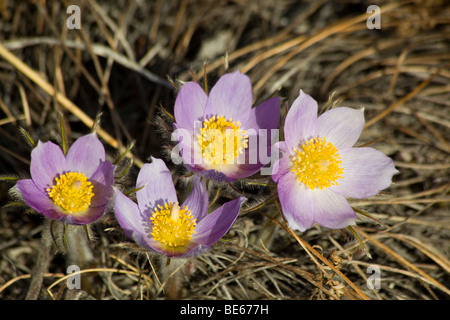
[358,229,450,296]
[1,0,449,301]
[0,273,65,296]
[0,43,144,168]
[46,267,142,300]
[383,233,450,274]
[251,2,406,94]
[267,214,370,300]
[365,67,443,128]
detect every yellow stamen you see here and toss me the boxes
[291,137,344,190]
[150,202,197,247]
[197,115,248,165]
[47,172,94,214]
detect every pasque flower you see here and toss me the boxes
[114,157,245,258]
[273,90,398,232]
[173,70,280,181]
[14,133,115,225]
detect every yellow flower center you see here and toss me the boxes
[47,172,95,214]
[197,115,249,165]
[150,202,197,247]
[291,137,344,190]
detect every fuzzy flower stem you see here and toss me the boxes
[25,235,52,300]
[63,223,69,251]
[83,224,93,247]
[49,220,57,247]
[159,256,186,299]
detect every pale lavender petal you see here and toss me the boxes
[311,188,357,229]
[231,97,281,179]
[15,179,62,221]
[284,90,318,151]
[174,81,208,133]
[70,203,108,225]
[198,151,263,181]
[316,107,364,149]
[171,123,201,169]
[136,158,177,216]
[244,97,280,131]
[30,140,68,193]
[89,161,115,207]
[193,196,245,246]
[226,163,263,180]
[203,70,253,126]
[330,147,398,199]
[114,188,167,254]
[181,177,209,221]
[113,187,149,240]
[277,173,315,232]
[271,141,291,183]
[66,133,106,178]
[217,137,265,180]
[194,168,234,182]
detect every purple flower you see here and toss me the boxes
[273,90,398,232]
[14,133,115,225]
[173,70,280,181]
[113,157,245,258]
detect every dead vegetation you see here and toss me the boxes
[0,0,449,300]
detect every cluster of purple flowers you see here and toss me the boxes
[12,70,397,258]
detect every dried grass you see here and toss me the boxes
[0,0,449,300]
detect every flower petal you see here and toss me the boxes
[277,172,315,232]
[216,137,265,180]
[181,176,209,221]
[66,133,106,178]
[284,90,318,151]
[203,70,253,125]
[70,203,108,225]
[271,141,291,182]
[244,97,280,131]
[114,187,168,255]
[171,122,202,169]
[15,179,62,221]
[240,107,281,179]
[113,187,149,240]
[311,188,357,229]
[193,196,245,247]
[89,161,115,207]
[136,158,177,216]
[197,157,263,181]
[228,163,264,180]
[193,168,234,182]
[317,107,364,149]
[330,147,398,199]
[174,81,208,133]
[30,140,68,193]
